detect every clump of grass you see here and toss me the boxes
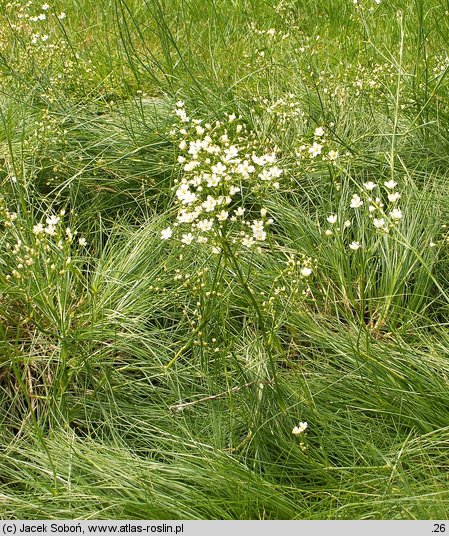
[1,0,449,521]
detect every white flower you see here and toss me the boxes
[363,181,376,191]
[265,153,277,165]
[176,184,197,205]
[300,267,312,277]
[229,185,241,196]
[46,215,60,226]
[205,173,221,188]
[344,220,351,228]
[349,241,361,250]
[190,175,202,187]
[184,160,200,172]
[325,229,333,236]
[384,180,397,189]
[252,155,265,166]
[268,165,283,178]
[217,210,229,221]
[78,237,87,247]
[390,208,402,220]
[328,150,338,160]
[235,207,245,217]
[292,422,308,435]
[160,227,172,240]
[175,100,185,107]
[181,233,194,245]
[203,141,215,154]
[211,162,227,175]
[257,169,271,181]
[253,229,266,241]
[219,195,232,205]
[308,142,322,157]
[57,12,66,19]
[177,209,199,223]
[223,145,239,160]
[41,3,50,10]
[251,220,266,241]
[175,108,189,123]
[45,225,56,236]
[242,236,255,248]
[237,160,255,177]
[327,214,337,224]
[373,218,385,228]
[196,219,214,232]
[33,223,45,235]
[206,174,220,187]
[388,192,401,202]
[350,194,363,208]
[202,195,217,212]
[314,127,324,137]
[188,140,201,156]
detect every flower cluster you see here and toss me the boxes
[164,102,283,252]
[3,1,65,51]
[353,0,381,5]
[295,126,340,164]
[323,179,404,251]
[292,421,308,451]
[292,421,308,435]
[254,94,304,125]
[0,196,17,229]
[0,198,87,283]
[244,22,291,69]
[249,23,290,41]
[260,252,316,318]
[1,2,118,104]
[432,54,449,82]
[297,58,397,109]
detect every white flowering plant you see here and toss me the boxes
[322,177,405,247]
[316,175,439,330]
[164,101,283,254]
[162,103,318,373]
[0,193,88,338]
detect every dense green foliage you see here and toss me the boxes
[1,0,449,520]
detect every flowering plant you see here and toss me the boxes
[163,102,283,254]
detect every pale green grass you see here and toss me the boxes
[1,0,449,520]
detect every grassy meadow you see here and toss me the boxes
[1,0,449,520]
